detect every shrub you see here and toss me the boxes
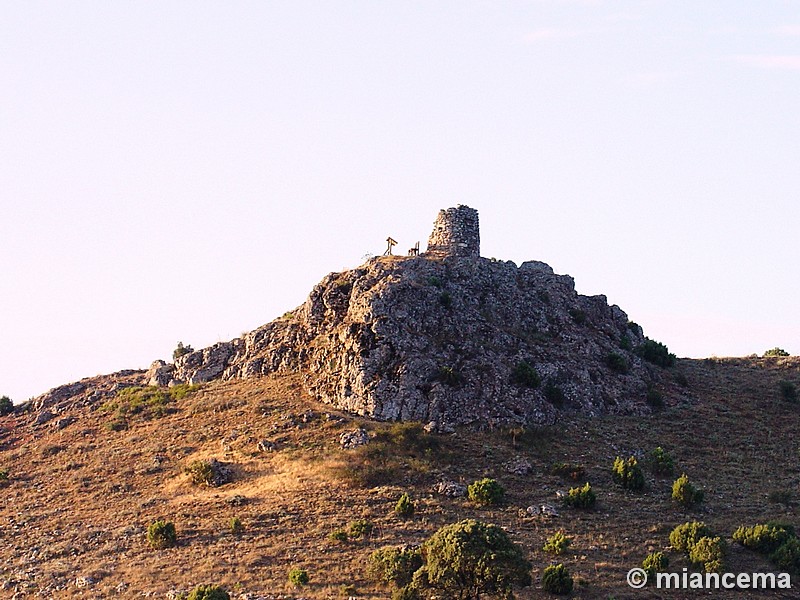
[439,291,453,308]
[672,474,704,507]
[605,352,628,374]
[348,519,374,539]
[780,380,798,402]
[288,567,309,586]
[467,478,505,506]
[510,361,541,388]
[770,538,800,573]
[228,516,242,534]
[437,366,462,387]
[642,551,668,579]
[419,519,531,598]
[187,585,230,600]
[764,347,790,357]
[689,536,725,573]
[569,308,587,325]
[173,341,194,360]
[550,462,585,481]
[543,532,571,555]
[733,523,793,554]
[541,563,573,595]
[563,483,596,509]
[669,522,710,552]
[185,459,231,487]
[0,396,13,416]
[646,387,664,409]
[147,520,176,549]
[768,489,795,506]
[612,456,645,491]
[543,381,565,407]
[367,546,423,588]
[650,447,674,475]
[395,493,415,519]
[636,338,677,367]
[328,529,348,543]
[0,469,8,483]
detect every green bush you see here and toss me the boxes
[0,396,13,416]
[288,567,309,586]
[733,523,793,554]
[642,551,668,579]
[636,338,677,367]
[780,380,798,402]
[646,387,665,409]
[650,447,674,475]
[541,563,573,595]
[768,489,795,506]
[185,460,215,486]
[612,456,645,491]
[563,483,596,509]
[467,478,505,506]
[764,347,790,357]
[228,516,242,534]
[186,585,229,600]
[606,352,628,374]
[669,522,710,552]
[543,381,565,408]
[395,492,415,519]
[672,474,704,507]
[367,546,423,588]
[147,520,177,550]
[689,536,726,573]
[569,308,587,325]
[328,529,349,543]
[437,366,463,387]
[543,532,571,555]
[102,383,200,423]
[0,469,9,483]
[348,519,374,539]
[418,519,531,598]
[510,361,541,388]
[173,341,194,360]
[770,538,800,573]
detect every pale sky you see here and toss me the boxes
[2,1,798,403]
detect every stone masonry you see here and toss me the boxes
[425,205,480,258]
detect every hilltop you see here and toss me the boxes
[1,206,799,599]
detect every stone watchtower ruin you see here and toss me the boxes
[424,205,480,258]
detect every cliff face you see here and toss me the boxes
[155,253,675,427]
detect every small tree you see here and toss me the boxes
[541,563,573,595]
[468,478,505,506]
[612,456,645,491]
[288,567,309,586]
[0,396,13,416]
[563,483,596,509]
[395,492,415,519]
[147,520,176,549]
[672,474,704,508]
[419,519,531,599]
[187,585,230,600]
[764,347,790,357]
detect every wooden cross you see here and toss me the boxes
[384,237,397,256]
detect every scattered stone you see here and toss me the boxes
[527,504,560,518]
[74,576,94,588]
[145,360,174,387]
[433,480,467,498]
[257,440,277,452]
[53,416,75,430]
[227,494,248,506]
[339,428,369,449]
[34,410,55,426]
[504,456,533,475]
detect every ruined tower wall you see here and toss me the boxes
[425,205,480,258]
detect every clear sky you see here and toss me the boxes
[2,1,798,403]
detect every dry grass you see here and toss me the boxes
[0,358,798,598]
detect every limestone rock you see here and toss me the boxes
[339,428,369,449]
[145,360,173,387]
[504,456,533,476]
[433,480,467,498]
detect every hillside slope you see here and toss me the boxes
[1,356,799,598]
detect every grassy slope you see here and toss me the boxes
[0,356,798,599]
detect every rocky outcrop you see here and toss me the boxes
[23,206,683,429]
[166,249,680,427]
